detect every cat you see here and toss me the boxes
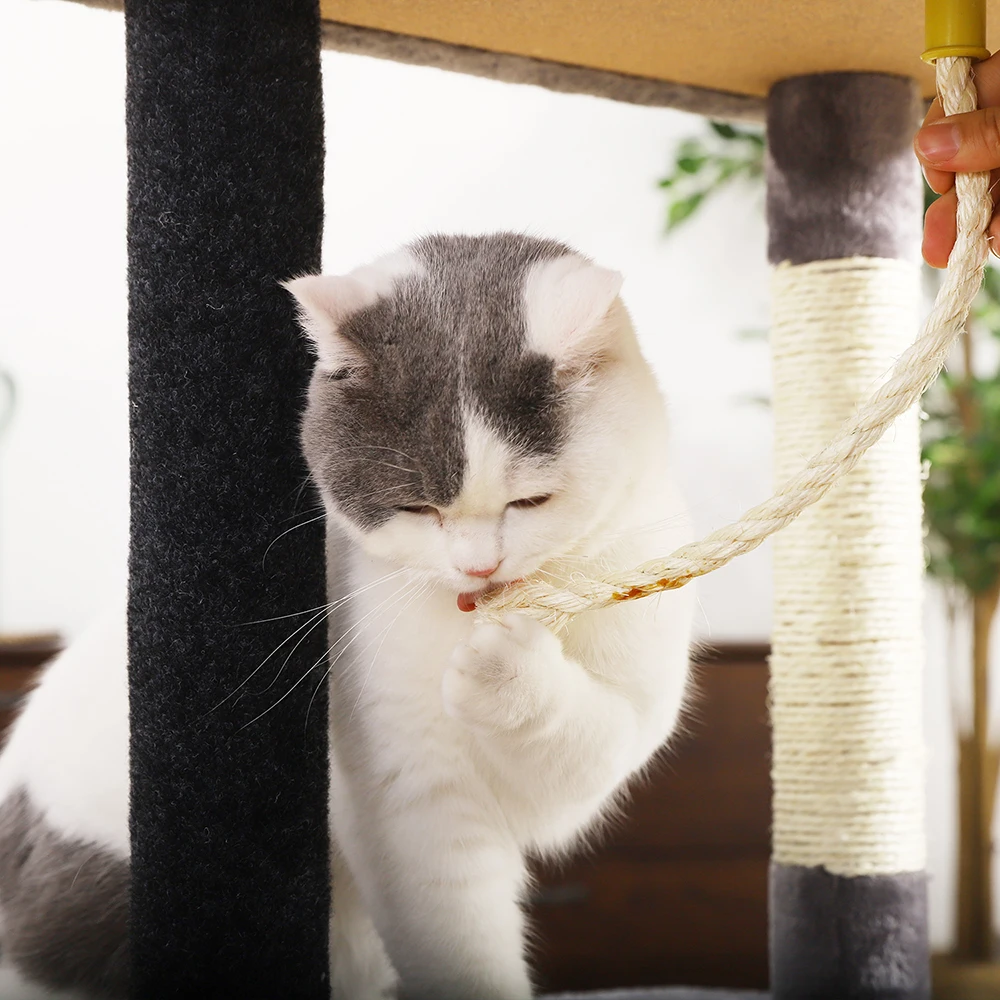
[0,233,694,1000]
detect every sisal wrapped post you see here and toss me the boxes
[766,73,930,999]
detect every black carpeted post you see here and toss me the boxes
[125,2,329,997]
[766,73,929,1000]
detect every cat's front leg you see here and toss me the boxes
[443,614,569,736]
[338,797,534,1000]
[444,614,640,804]
[331,850,397,1000]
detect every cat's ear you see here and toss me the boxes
[523,256,625,375]
[281,274,374,373]
[283,251,422,372]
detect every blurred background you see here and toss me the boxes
[0,0,980,991]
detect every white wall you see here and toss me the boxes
[0,0,965,954]
[0,1,129,635]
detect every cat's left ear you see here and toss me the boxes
[281,274,376,372]
[523,255,625,376]
[282,252,419,372]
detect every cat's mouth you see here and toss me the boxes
[457,579,522,613]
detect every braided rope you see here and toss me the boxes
[477,57,991,630]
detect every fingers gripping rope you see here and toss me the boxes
[477,57,991,631]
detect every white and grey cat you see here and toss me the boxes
[0,233,694,1000]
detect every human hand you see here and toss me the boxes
[915,50,1000,267]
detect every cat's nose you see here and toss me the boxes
[464,563,500,579]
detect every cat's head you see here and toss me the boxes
[285,233,662,596]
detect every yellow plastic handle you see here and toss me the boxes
[924,0,990,62]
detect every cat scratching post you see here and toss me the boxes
[766,75,929,998]
[125,1,329,996]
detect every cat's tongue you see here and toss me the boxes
[457,591,481,613]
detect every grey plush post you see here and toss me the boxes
[125,1,329,996]
[766,73,928,1000]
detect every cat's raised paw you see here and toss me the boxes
[443,614,564,734]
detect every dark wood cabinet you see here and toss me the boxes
[0,634,62,735]
[529,645,771,993]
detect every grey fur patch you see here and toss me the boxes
[0,788,128,999]
[301,233,575,531]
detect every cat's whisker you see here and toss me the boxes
[325,578,418,662]
[261,513,328,567]
[68,849,102,891]
[236,577,417,733]
[322,566,412,622]
[587,513,692,542]
[255,570,411,699]
[335,445,421,476]
[294,476,316,503]
[304,579,430,732]
[203,603,335,718]
[344,581,434,725]
[257,603,339,697]
[231,599,340,629]
[207,568,411,714]
[228,566,406,629]
[276,471,317,511]
[305,581,427,733]
[276,503,326,525]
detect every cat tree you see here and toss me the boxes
[59,0,998,997]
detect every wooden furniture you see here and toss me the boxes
[530,644,771,992]
[0,634,62,735]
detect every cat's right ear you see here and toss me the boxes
[281,275,373,374]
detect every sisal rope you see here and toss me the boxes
[769,257,926,875]
[477,56,992,631]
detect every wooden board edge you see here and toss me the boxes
[320,20,766,122]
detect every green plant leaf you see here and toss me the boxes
[660,119,765,231]
[667,193,706,231]
[677,155,707,174]
[709,121,738,139]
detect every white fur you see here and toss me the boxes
[0,611,129,856]
[522,255,624,367]
[0,251,694,1000]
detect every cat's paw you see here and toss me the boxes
[443,614,565,734]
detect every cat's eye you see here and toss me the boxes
[507,494,552,509]
[396,504,438,516]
